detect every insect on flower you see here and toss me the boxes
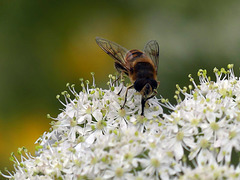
[96,37,160,116]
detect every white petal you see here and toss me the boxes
[92,109,103,121]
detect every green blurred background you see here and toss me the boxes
[1,0,240,176]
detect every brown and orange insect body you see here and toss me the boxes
[127,51,158,93]
[96,37,160,116]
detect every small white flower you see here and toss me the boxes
[3,65,240,180]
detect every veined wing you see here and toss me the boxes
[143,40,159,73]
[96,37,129,74]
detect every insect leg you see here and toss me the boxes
[141,96,146,116]
[145,94,155,101]
[116,73,124,95]
[141,92,157,116]
[121,84,134,109]
[112,73,121,86]
[117,85,123,96]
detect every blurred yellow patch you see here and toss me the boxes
[0,113,50,172]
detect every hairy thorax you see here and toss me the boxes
[130,61,156,81]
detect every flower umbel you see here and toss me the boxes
[2,64,240,180]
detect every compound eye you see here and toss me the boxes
[150,79,158,89]
[134,79,145,92]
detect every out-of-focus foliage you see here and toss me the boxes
[1,0,240,173]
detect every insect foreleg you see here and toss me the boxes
[114,73,124,95]
[121,84,134,109]
[141,96,146,116]
[141,91,157,116]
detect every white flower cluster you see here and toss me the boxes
[2,65,240,180]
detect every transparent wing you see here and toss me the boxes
[143,40,159,73]
[95,37,129,73]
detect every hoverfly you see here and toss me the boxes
[96,37,160,116]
